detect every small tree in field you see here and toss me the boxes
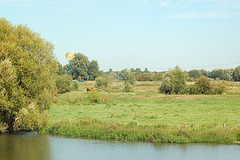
[159,65,187,94]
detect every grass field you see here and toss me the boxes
[45,81,240,143]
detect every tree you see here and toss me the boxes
[70,53,101,80]
[209,69,224,80]
[134,68,142,75]
[71,53,90,80]
[188,69,201,80]
[88,60,100,80]
[159,65,188,94]
[233,66,240,81]
[57,62,67,75]
[0,18,57,132]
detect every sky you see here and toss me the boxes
[1,0,240,72]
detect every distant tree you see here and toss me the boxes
[117,69,129,80]
[159,65,188,94]
[222,69,234,81]
[125,72,136,85]
[134,68,142,75]
[130,68,135,73]
[144,68,149,73]
[88,60,100,80]
[57,62,67,75]
[71,53,90,80]
[209,69,224,80]
[188,69,201,80]
[199,69,208,77]
[233,66,240,81]
[0,18,57,132]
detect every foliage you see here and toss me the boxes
[233,66,240,81]
[135,74,152,81]
[71,53,90,80]
[57,62,66,75]
[209,69,233,81]
[188,69,201,80]
[88,60,100,80]
[212,79,227,94]
[194,76,213,94]
[55,74,72,94]
[95,76,110,88]
[14,103,49,132]
[71,81,79,91]
[88,89,101,103]
[70,53,101,80]
[0,18,57,132]
[125,72,136,85]
[159,76,173,93]
[123,82,134,92]
[159,66,188,94]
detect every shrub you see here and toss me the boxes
[194,76,212,94]
[14,103,49,132]
[212,79,227,94]
[159,66,188,94]
[72,81,79,90]
[123,82,134,92]
[159,76,173,93]
[95,76,110,88]
[55,74,72,94]
[88,89,101,103]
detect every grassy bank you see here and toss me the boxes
[44,81,240,144]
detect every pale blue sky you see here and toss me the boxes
[1,0,240,71]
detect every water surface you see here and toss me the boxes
[0,134,239,160]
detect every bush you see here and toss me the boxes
[14,103,49,132]
[88,89,101,103]
[212,79,227,94]
[159,66,188,94]
[55,74,72,94]
[95,76,110,88]
[159,76,173,93]
[194,76,212,94]
[123,82,134,92]
[71,81,79,90]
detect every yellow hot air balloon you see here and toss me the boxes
[65,52,75,61]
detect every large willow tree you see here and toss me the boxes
[0,18,57,132]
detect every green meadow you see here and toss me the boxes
[45,81,240,144]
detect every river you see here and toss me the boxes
[0,133,240,160]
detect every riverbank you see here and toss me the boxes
[42,119,240,144]
[43,81,240,144]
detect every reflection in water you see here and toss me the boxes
[49,136,240,160]
[0,134,240,160]
[0,133,51,160]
